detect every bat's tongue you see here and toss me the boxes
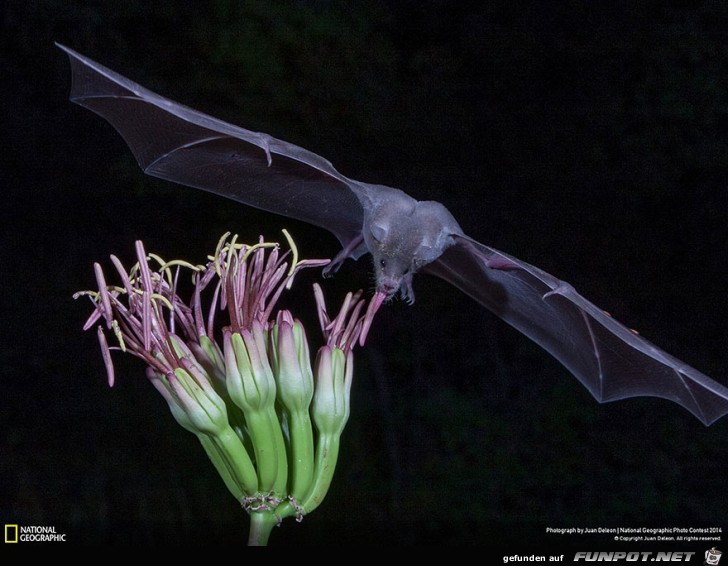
[359,291,387,346]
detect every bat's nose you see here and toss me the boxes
[378,277,399,297]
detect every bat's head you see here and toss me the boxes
[366,200,460,305]
[373,252,417,303]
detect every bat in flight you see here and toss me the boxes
[58,43,728,425]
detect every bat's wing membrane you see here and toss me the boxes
[57,44,364,250]
[60,45,728,424]
[425,234,728,425]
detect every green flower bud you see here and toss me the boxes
[311,346,352,436]
[270,314,314,412]
[270,312,316,501]
[147,360,228,436]
[224,323,276,412]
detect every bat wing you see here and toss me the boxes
[424,234,728,425]
[57,44,365,252]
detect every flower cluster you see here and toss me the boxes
[75,232,381,544]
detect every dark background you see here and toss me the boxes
[2,0,727,549]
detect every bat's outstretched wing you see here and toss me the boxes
[424,234,728,425]
[60,45,727,424]
[57,43,365,252]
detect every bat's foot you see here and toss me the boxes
[323,236,366,278]
[322,260,342,278]
[400,274,415,305]
[322,247,352,278]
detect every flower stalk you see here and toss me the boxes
[305,346,352,512]
[225,325,287,494]
[270,314,316,501]
[76,232,381,545]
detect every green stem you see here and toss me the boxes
[198,434,244,500]
[215,425,259,494]
[265,406,289,496]
[287,410,315,500]
[247,511,279,546]
[301,432,341,513]
[246,409,280,492]
[198,425,258,498]
[245,406,289,495]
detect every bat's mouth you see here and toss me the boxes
[377,277,400,299]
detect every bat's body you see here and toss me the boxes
[58,44,728,425]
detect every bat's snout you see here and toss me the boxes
[377,276,400,299]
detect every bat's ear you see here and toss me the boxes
[370,221,388,243]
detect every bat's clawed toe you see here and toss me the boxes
[400,274,416,305]
[322,262,340,279]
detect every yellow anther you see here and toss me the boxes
[240,241,278,267]
[214,231,232,261]
[282,229,298,276]
[72,289,98,301]
[128,262,141,279]
[111,319,126,352]
[146,252,167,268]
[150,293,175,311]
[161,259,201,272]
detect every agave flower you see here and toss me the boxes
[75,231,381,545]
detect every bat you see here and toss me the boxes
[57,43,728,425]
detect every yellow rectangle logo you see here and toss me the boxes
[5,524,18,543]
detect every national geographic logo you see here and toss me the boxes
[4,525,17,543]
[4,524,67,543]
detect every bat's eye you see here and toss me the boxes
[379,259,386,268]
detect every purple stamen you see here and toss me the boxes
[135,241,153,351]
[93,263,113,327]
[79,234,368,393]
[96,326,115,387]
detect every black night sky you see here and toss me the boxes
[2,0,727,550]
